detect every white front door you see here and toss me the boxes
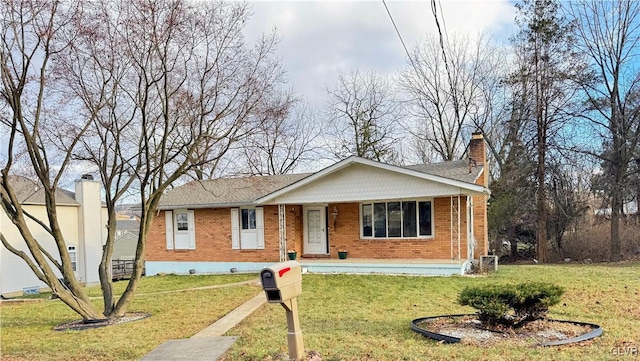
[304,206,327,255]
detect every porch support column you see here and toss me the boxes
[467,195,477,260]
[450,195,461,260]
[278,204,287,262]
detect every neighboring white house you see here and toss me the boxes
[112,231,138,261]
[0,175,106,296]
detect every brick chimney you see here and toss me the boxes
[469,132,487,187]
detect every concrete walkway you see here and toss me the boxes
[141,292,266,361]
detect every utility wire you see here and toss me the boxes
[431,0,461,128]
[438,0,450,46]
[382,0,420,76]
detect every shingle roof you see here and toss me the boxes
[404,159,483,184]
[160,159,485,209]
[159,173,311,209]
[4,176,79,206]
[116,219,140,231]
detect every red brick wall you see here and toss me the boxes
[285,205,303,254]
[325,199,469,260]
[473,194,488,257]
[146,197,487,262]
[146,206,282,262]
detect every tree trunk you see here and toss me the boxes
[510,240,519,259]
[56,287,106,320]
[534,32,548,264]
[536,162,548,263]
[610,190,622,262]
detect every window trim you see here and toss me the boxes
[165,209,196,250]
[68,246,77,271]
[360,199,434,239]
[231,207,265,250]
[175,210,189,232]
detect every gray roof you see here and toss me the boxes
[160,159,484,209]
[4,176,79,206]
[404,159,483,184]
[116,219,140,231]
[159,173,311,209]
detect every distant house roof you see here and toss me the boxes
[158,173,311,209]
[159,157,488,209]
[116,219,140,233]
[3,176,79,206]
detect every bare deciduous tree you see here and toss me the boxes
[568,0,640,262]
[1,0,288,320]
[400,34,496,162]
[326,69,400,163]
[0,0,104,319]
[239,99,323,175]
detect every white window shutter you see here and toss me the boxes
[187,209,196,249]
[256,207,264,249]
[165,211,174,250]
[231,208,240,249]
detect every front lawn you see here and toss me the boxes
[1,264,638,360]
[222,263,640,361]
[0,273,259,361]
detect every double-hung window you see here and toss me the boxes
[361,200,433,239]
[165,209,196,250]
[68,246,77,271]
[231,207,264,250]
[241,209,257,230]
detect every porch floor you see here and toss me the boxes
[297,258,468,276]
[144,259,470,277]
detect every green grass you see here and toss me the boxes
[2,264,639,360]
[0,273,259,361]
[221,263,640,361]
[83,273,258,297]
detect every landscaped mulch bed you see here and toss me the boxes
[53,312,150,331]
[415,315,597,346]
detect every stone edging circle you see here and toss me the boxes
[410,314,603,346]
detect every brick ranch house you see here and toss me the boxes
[145,133,490,276]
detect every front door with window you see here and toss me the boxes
[303,206,327,255]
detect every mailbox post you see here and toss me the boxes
[260,261,304,361]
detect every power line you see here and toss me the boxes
[381,0,420,76]
[431,0,461,124]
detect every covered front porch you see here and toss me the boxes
[271,196,477,267]
[255,156,489,274]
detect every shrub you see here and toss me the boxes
[458,282,565,327]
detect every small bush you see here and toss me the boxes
[458,282,565,328]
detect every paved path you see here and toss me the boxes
[141,291,266,361]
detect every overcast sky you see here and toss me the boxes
[243,0,516,107]
[0,1,517,175]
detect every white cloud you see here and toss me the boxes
[245,1,515,108]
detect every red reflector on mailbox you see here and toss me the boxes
[279,267,291,277]
[260,261,302,303]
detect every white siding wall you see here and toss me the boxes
[0,205,79,295]
[269,164,465,204]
